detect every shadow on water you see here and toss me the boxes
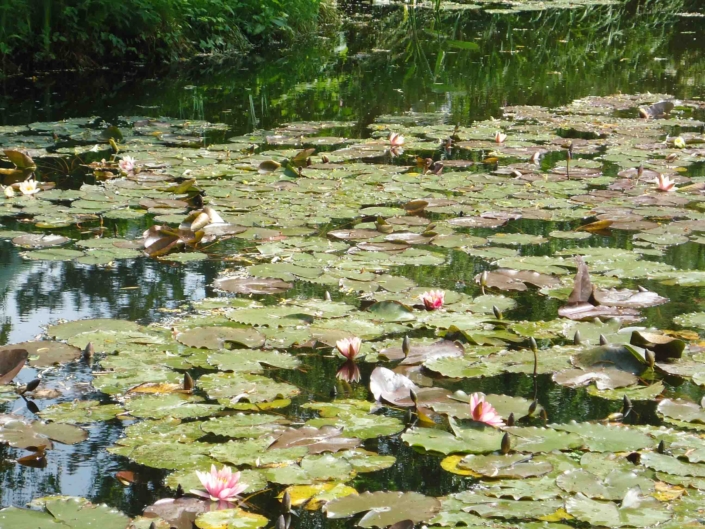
[1,0,705,519]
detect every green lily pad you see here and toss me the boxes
[557,469,655,500]
[457,454,553,478]
[553,422,652,452]
[21,496,130,529]
[46,318,143,340]
[177,327,266,350]
[324,491,441,528]
[195,508,269,529]
[125,394,221,420]
[566,491,672,527]
[207,349,300,373]
[198,372,300,404]
[38,401,124,424]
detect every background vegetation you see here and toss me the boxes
[0,0,330,73]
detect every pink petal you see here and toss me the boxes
[190,490,211,499]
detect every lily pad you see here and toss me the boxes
[324,491,441,528]
[566,491,672,527]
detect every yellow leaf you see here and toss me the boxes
[653,481,685,502]
[280,483,357,510]
[576,219,614,232]
[440,455,481,477]
[539,507,573,522]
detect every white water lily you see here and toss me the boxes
[18,179,40,196]
[2,185,14,198]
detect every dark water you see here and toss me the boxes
[2,0,705,519]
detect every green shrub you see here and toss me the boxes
[0,0,327,71]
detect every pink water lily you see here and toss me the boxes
[119,155,136,173]
[389,132,405,147]
[654,173,676,192]
[494,131,507,144]
[469,392,504,427]
[419,290,445,311]
[336,336,362,361]
[190,465,247,502]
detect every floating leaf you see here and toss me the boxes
[195,508,269,529]
[557,468,655,500]
[177,327,266,350]
[1,341,81,367]
[0,348,28,384]
[268,426,361,454]
[566,491,672,527]
[457,454,553,478]
[325,491,441,528]
[214,277,293,295]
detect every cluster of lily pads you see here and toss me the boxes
[1,92,705,527]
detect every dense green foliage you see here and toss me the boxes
[0,0,326,71]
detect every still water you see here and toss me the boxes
[1,0,705,519]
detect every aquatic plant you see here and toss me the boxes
[419,290,445,311]
[388,132,405,147]
[17,179,39,196]
[191,465,247,502]
[335,337,362,361]
[118,155,136,173]
[654,173,676,192]
[469,393,504,427]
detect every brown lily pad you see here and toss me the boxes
[0,349,28,384]
[268,426,361,454]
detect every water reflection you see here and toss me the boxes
[0,240,221,345]
[0,1,703,132]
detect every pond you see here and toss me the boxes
[2,0,705,527]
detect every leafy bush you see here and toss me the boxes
[0,0,327,71]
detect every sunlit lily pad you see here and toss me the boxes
[553,422,652,452]
[198,372,300,404]
[0,415,88,449]
[324,491,441,528]
[177,327,266,350]
[18,496,130,529]
[46,319,143,340]
[194,508,269,529]
[39,400,124,424]
[207,349,300,373]
[125,394,221,419]
[566,491,672,527]
[214,277,293,295]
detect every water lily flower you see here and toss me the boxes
[119,155,136,173]
[18,179,40,196]
[654,173,676,192]
[469,392,504,427]
[389,132,405,147]
[673,136,686,149]
[335,336,362,361]
[336,360,361,383]
[2,185,14,198]
[494,131,507,144]
[419,290,445,311]
[190,465,247,502]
